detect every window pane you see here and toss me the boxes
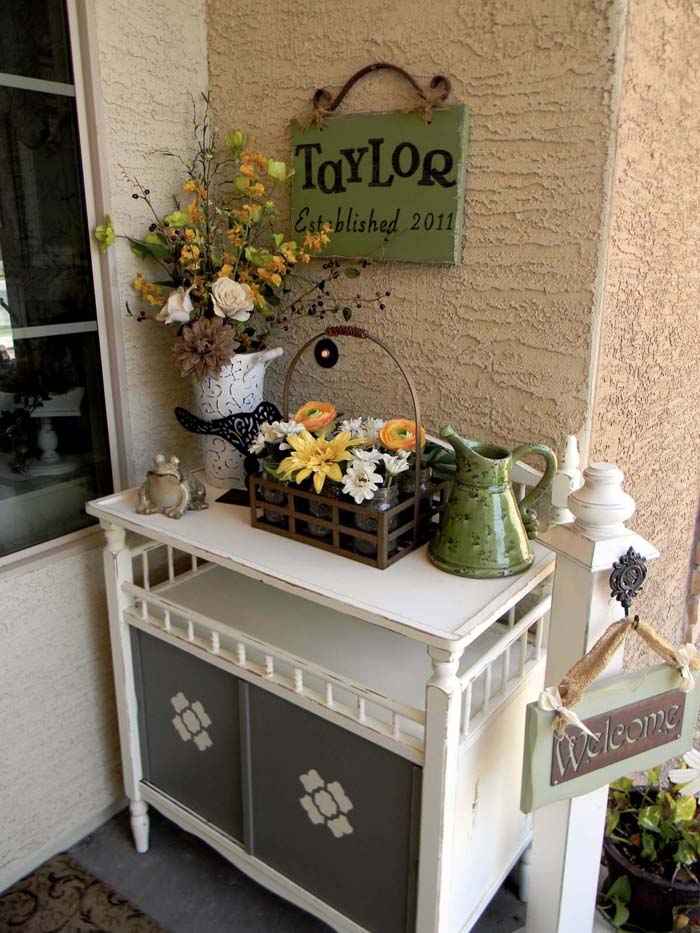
[0,331,111,555]
[0,7,113,559]
[0,1,73,85]
[0,87,92,327]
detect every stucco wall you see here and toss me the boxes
[0,545,121,888]
[0,0,208,888]
[96,0,208,480]
[208,0,625,456]
[590,0,700,654]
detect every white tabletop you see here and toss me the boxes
[87,479,555,651]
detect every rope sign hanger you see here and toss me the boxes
[539,547,700,739]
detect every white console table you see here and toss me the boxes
[87,477,554,933]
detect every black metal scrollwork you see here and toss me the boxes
[609,546,647,616]
[174,400,282,480]
[312,63,451,123]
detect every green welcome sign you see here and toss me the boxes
[520,664,700,813]
[290,106,469,264]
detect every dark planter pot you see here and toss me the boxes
[604,836,700,932]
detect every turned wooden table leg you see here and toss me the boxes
[130,799,150,853]
[518,842,532,902]
[416,645,463,932]
[102,522,149,854]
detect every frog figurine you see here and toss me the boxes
[137,454,208,519]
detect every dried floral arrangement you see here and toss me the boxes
[249,401,429,503]
[94,97,388,380]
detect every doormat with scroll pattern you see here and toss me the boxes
[0,852,163,932]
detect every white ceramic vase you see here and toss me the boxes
[193,347,283,489]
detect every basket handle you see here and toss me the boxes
[282,327,424,548]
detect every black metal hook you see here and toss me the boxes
[610,546,647,617]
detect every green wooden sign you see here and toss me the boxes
[290,106,469,264]
[520,664,700,813]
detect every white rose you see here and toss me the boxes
[211,277,254,321]
[156,286,193,325]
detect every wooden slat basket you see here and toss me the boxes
[249,326,449,569]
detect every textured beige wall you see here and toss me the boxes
[590,0,700,654]
[96,0,208,480]
[208,0,625,456]
[0,546,121,886]
[0,0,208,887]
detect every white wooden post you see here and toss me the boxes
[416,645,464,932]
[550,434,582,526]
[102,521,150,853]
[523,464,659,933]
[519,434,582,902]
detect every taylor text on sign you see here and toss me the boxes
[290,106,469,264]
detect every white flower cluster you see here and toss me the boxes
[669,749,700,797]
[249,412,417,507]
[249,420,304,454]
[339,417,384,444]
[341,448,410,504]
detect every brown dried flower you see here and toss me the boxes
[173,316,238,380]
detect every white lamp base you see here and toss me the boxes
[26,456,79,477]
[26,416,80,477]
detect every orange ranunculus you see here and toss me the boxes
[379,419,426,451]
[293,401,336,432]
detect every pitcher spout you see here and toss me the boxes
[258,346,284,368]
[241,346,283,378]
[440,425,477,461]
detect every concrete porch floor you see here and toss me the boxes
[69,808,526,932]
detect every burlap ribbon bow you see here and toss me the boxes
[539,617,700,740]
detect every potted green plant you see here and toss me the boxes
[600,753,700,931]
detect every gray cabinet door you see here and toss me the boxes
[244,685,421,933]
[132,630,244,842]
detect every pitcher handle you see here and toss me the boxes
[510,443,558,539]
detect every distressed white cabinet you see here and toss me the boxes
[87,475,554,933]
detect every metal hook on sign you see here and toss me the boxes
[610,546,647,618]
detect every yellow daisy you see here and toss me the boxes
[278,430,363,494]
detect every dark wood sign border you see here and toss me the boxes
[550,688,686,785]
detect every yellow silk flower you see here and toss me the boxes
[278,430,363,494]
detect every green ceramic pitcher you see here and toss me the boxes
[428,426,557,578]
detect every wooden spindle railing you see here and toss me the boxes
[459,592,551,738]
